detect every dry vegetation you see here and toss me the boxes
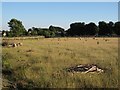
[2,37,119,89]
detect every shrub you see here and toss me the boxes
[2,42,9,46]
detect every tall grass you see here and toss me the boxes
[2,37,118,88]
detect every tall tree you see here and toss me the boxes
[49,25,65,37]
[114,22,120,35]
[107,21,114,35]
[85,22,98,35]
[8,18,26,37]
[98,21,109,36]
[67,22,85,36]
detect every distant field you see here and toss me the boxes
[2,37,119,89]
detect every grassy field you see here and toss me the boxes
[2,37,119,89]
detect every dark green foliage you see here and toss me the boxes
[108,21,114,35]
[66,21,118,37]
[27,27,41,36]
[43,30,51,38]
[114,22,120,35]
[42,29,55,38]
[2,18,120,37]
[49,25,65,37]
[8,18,26,37]
[98,21,112,36]
[27,25,64,38]
[67,22,97,36]
[85,22,98,35]
[69,22,85,36]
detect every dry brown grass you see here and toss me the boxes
[2,37,119,88]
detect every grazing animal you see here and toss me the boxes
[105,39,108,42]
[11,42,23,47]
[97,42,99,44]
[12,43,17,47]
[16,43,19,46]
[79,38,82,40]
[18,42,23,46]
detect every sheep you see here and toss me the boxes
[12,43,17,47]
[18,42,23,46]
[75,38,78,40]
[105,39,109,42]
[79,38,82,40]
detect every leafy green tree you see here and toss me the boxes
[85,22,98,35]
[37,29,44,35]
[49,25,65,37]
[98,21,109,36]
[27,27,39,36]
[8,18,26,37]
[107,21,114,36]
[114,22,120,35]
[98,21,116,36]
[31,30,38,36]
[67,22,85,36]
[43,30,51,38]
[28,28,32,36]
[50,31,55,37]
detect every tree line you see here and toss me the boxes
[2,18,120,37]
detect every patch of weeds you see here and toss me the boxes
[26,49,34,52]
[2,60,14,77]
[16,80,31,89]
[29,59,39,64]
[14,66,27,80]
[31,66,42,73]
